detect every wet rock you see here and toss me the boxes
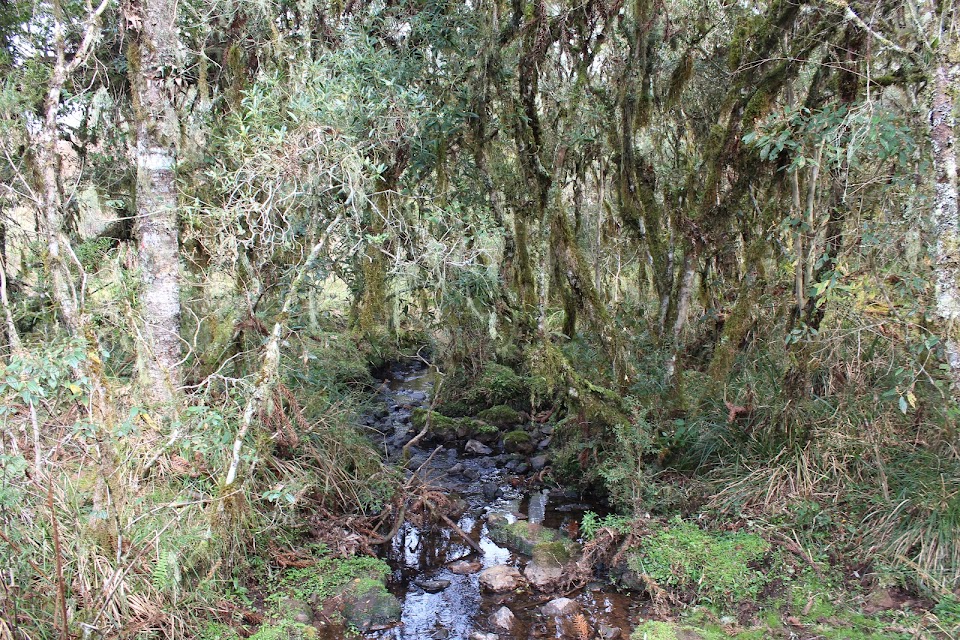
[448,462,465,476]
[414,578,451,593]
[448,560,482,574]
[524,561,563,590]
[556,503,592,512]
[463,467,481,481]
[489,606,516,631]
[537,437,551,450]
[465,440,493,456]
[469,633,499,640]
[279,596,313,623]
[341,579,402,631]
[541,597,579,616]
[539,424,554,435]
[504,459,520,472]
[478,565,526,593]
[599,623,621,639]
[515,462,530,474]
[482,483,502,500]
[531,455,548,471]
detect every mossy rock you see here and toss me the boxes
[503,430,534,454]
[489,520,564,556]
[441,363,531,415]
[341,578,402,632]
[531,539,580,567]
[411,409,496,443]
[436,399,472,418]
[478,404,523,427]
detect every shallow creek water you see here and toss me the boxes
[363,360,642,640]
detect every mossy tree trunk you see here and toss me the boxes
[126,0,184,413]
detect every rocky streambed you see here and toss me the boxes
[361,360,642,640]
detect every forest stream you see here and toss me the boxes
[363,360,637,640]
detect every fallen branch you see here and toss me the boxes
[424,498,485,556]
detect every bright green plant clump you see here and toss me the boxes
[628,518,775,608]
[278,554,391,602]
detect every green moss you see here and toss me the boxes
[630,621,718,640]
[411,409,496,440]
[488,520,563,555]
[503,430,533,453]
[249,621,316,640]
[436,399,472,418]
[477,404,522,427]
[200,622,239,640]
[531,539,579,567]
[278,553,390,602]
[445,362,530,414]
[411,408,458,433]
[627,518,775,610]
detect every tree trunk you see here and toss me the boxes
[126,0,183,409]
[930,57,960,395]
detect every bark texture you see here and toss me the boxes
[930,59,960,392]
[126,0,183,407]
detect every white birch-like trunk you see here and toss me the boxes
[127,0,183,408]
[930,59,960,392]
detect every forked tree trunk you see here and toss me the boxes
[126,0,183,409]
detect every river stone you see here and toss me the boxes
[524,561,564,590]
[599,623,622,639]
[414,577,452,593]
[541,597,579,616]
[341,579,402,631]
[482,482,501,500]
[531,455,548,471]
[448,462,465,476]
[448,560,482,574]
[469,634,499,640]
[479,565,526,593]
[465,439,493,455]
[489,606,516,631]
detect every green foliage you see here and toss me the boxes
[200,623,239,640]
[277,554,390,603]
[580,511,632,540]
[862,452,960,593]
[628,518,775,609]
